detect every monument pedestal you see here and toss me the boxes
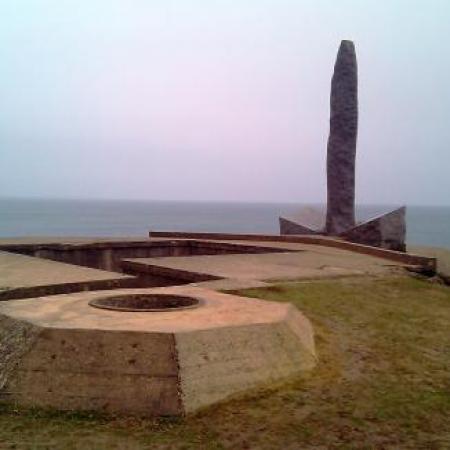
[280,206,406,251]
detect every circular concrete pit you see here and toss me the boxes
[0,286,317,416]
[89,293,201,312]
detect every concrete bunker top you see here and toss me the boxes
[0,286,305,334]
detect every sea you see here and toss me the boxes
[0,198,449,249]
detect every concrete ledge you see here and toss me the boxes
[149,231,436,272]
[0,239,294,274]
[121,259,220,284]
[0,251,136,301]
[0,239,292,255]
[0,278,138,301]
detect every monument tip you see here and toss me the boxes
[339,40,355,53]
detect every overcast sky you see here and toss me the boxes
[1,0,449,205]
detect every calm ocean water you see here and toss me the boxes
[0,198,449,248]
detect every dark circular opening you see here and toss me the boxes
[89,294,201,312]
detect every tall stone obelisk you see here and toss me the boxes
[280,40,406,250]
[325,40,358,235]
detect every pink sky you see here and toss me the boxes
[1,0,450,205]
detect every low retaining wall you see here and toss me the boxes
[0,277,138,302]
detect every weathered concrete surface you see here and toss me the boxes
[409,246,450,282]
[279,207,323,235]
[177,306,315,413]
[0,236,148,246]
[278,217,319,234]
[124,246,405,284]
[192,278,271,291]
[280,206,407,251]
[0,236,432,303]
[0,316,41,393]
[0,286,316,416]
[0,251,133,300]
[150,233,436,272]
[0,237,286,274]
[280,206,384,236]
[281,207,402,234]
[2,325,181,415]
[325,40,358,235]
[341,207,406,251]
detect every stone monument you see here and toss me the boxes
[325,40,358,235]
[280,40,406,251]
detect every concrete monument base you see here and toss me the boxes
[280,206,406,251]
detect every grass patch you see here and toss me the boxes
[1,276,449,449]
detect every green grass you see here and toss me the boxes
[1,276,449,449]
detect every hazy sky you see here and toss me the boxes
[1,0,449,205]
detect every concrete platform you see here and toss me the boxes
[0,251,133,300]
[150,231,436,271]
[409,246,450,283]
[0,235,439,416]
[0,236,418,301]
[122,245,406,285]
[0,286,316,416]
